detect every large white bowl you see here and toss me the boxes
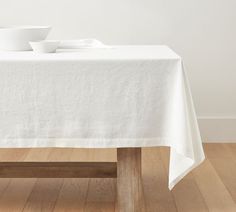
[0,26,51,51]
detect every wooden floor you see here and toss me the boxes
[0,144,235,212]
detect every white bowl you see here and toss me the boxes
[30,40,60,53]
[0,26,51,51]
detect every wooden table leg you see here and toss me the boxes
[117,148,146,212]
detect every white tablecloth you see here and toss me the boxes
[0,46,205,189]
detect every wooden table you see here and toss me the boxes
[0,147,146,212]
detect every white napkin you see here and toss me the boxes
[59,39,111,49]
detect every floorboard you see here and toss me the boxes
[0,144,235,211]
[23,149,72,212]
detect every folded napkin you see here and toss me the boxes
[59,39,111,49]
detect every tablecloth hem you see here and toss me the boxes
[168,156,205,190]
[0,137,170,148]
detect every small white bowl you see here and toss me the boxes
[29,40,60,53]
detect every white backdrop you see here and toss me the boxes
[0,0,236,140]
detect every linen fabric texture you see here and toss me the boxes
[0,46,205,189]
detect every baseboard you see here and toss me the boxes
[198,117,236,143]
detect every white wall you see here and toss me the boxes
[1,0,236,141]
